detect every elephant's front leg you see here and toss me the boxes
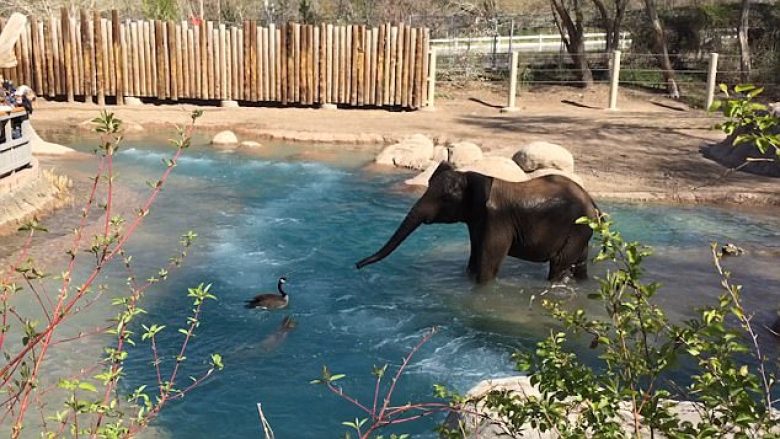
[468,223,511,284]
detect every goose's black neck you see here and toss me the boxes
[277,280,287,296]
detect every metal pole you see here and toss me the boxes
[502,51,519,113]
[426,48,437,110]
[705,52,719,111]
[609,50,622,110]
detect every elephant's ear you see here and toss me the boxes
[430,161,455,181]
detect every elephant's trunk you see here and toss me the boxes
[356,208,426,269]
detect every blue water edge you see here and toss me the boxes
[60,139,780,438]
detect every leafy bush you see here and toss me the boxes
[480,214,779,437]
[0,111,222,438]
[711,83,780,160]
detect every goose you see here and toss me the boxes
[245,277,289,310]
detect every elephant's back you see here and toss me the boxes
[494,175,597,218]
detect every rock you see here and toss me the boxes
[220,100,239,108]
[405,161,441,187]
[526,168,584,187]
[240,140,263,148]
[124,96,144,106]
[432,145,449,163]
[702,124,780,177]
[448,141,483,168]
[721,243,745,257]
[26,123,75,156]
[211,130,239,145]
[445,376,777,438]
[769,102,780,117]
[512,141,575,174]
[459,156,529,182]
[375,134,435,170]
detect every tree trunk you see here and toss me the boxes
[550,0,593,88]
[591,0,627,53]
[643,0,679,98]
[738,0,751,83]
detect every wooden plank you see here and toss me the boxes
[20,19,31,89]
[93,12,105,105]
[302,24,310,105]
[60,9,74,101]
[340,26,347,104]
[153,20,162,98]
[389,25,398,105]
[269,24,277,101]
[30,18,42,94]
[186,26,194,99]
[318,24,325,103]
[293,23,300,103]
[421,28,430,109]
[72,13,82,97]
[261,26,269,101]
[279,23,292,105]
[249,20,257,101]
[54,17,64,94]
[369,27,377,105]
[350,25,358,106]
[205,21,216,99]
[356,25,364,106]
[175,23,184,99]
[80,10,92,101]
[364,27,372,105]
[169,21,178,101]
[121,21,130,100]
[334,25,342,103]
[111,12,123,104]
[313,25,320,104]
[237,27,244,100]
[376,24,386,106]
[229,26,237,100]
[218,24,226,100]
[136,21,145,97]
[325,24,333,103]
[241,21,249,100]
[103,19,114,97]
[197,22,205,98]
[414,27,423,108]
[47,19,57,97]
[407,27,417,108]
[212,26,219,100]
[395,24,405,106]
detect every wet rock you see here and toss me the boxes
[211,130,239,146]
[405,161,440,187]
[721,243,745,257]
[240,140,263,148]
[512,141,575,174]
[375,134,435,170]
[459,156,529,182]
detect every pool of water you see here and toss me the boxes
[23,135,780,438]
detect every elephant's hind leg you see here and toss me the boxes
[473,230,512,284]
[549,233,591,282]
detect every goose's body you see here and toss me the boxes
[245,277,289,310]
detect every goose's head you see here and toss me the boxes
[277,277,288,295]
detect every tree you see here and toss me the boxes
[590,0,628,54]
[643,0,680,98]
[550,0,593,88]
[738,0,752,82]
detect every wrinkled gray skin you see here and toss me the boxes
[356,163,599,283]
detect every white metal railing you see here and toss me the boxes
[0,112,32,176]
[430,32,632,54]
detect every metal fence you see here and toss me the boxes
[0,111,32,177]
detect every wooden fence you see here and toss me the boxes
[0,10,431,109]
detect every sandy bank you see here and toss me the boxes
[28,83,780,206]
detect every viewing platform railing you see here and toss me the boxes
[0,111,32,177]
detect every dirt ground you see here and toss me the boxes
[28,82,780,206]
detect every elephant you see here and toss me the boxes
[356,163,599,283]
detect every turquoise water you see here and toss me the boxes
[46,137,780,438]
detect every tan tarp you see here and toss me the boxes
[0,13,27,69]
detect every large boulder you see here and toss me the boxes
[459,156,529,182]
[405,161,440,187]
[512,141,575,174]
[211,130,239,145]
[701,124,780,177]
[448,141,483,168]
[527,168,585,187]
[375,134,435,170]
[444,376,772,438]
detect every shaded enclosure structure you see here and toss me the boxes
[0,10,431,110]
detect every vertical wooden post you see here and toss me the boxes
[93,11,105,105]
[420,28,430,108]
[198,21,206,99]
[207,21,215,100]
[269,23,277,101]
[394,24,404,106]
[30,18,43,95]
[111,11,123,104]
[281,23,289,105]
[609,50,621,111]
[262,26,270,101]
[61,8,74,102]
[705,52,719,111]
[79,10,92,102]
[502,51,519,113]
[427,48,437,109]
[250,20,258,101]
